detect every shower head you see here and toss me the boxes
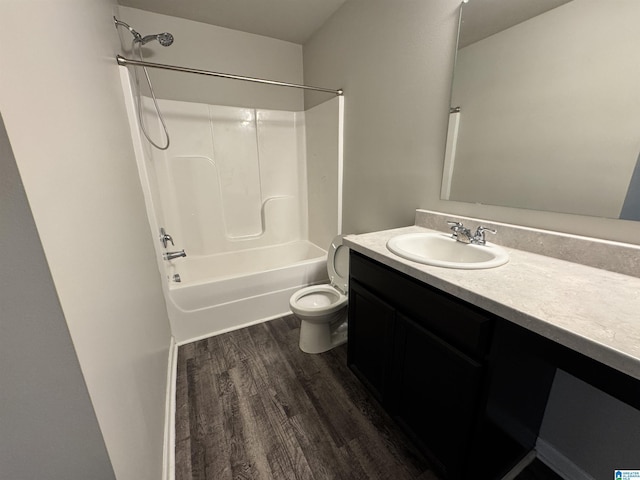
[114,18,174,47]
[139,32,174,47]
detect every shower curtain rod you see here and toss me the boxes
[116,55,343,96]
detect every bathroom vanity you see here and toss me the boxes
[344,224,640,480]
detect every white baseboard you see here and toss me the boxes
[162,337,178,480]
[536,437,596,480]
[176,310,290,347]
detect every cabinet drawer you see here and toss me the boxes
[350,251,494,358]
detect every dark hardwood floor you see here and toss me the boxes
[175,315,561,480]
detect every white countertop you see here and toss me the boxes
[344,225,640,381]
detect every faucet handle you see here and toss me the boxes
[447,221,464,232]
[447,221,464,238]
[160,227,174,248]
[473,226,497,245]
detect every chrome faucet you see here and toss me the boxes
[448,221,497,245]
[159,227,174,248]
[163,249,186,260]
[472,226,497,245]
[447,221,473,244]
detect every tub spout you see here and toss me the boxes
[163,249,186,260]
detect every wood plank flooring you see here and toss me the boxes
[175,315,562,480]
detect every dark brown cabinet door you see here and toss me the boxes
[347,280,395,404]
[347,251,562,479]
[391,313,484,479]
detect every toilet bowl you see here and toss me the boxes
[289,236,349,353]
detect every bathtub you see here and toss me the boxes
[119,67,342,344]
[163,240,327,343]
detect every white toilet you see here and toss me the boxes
[289,235,349,354]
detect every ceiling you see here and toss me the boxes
[459,0,572,48]
[118,0,347,44]
[118,0,573,48]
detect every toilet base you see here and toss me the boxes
[299,313,348,354]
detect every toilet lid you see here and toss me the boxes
[327,235,349,294]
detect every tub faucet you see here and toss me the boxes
[163,249,186,260]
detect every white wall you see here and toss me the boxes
[117,6,304,111]
[303,0,640,477]
[0,113,116,480]
[0,1,173,479]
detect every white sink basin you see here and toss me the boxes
[386,232,509,269]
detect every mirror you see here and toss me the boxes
[442,0,640,221]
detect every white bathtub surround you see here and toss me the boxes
[121,68,343,343]
[168,246,327,343]
[142,99,308,254]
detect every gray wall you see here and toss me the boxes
[304,0,460,235]
[0,2,173,477]
[303,1,640,477]
[304,0,640,243]
[621,154,640,221]
[540,370,640,479]
[450,1,640,219]
[0,113,116,480]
